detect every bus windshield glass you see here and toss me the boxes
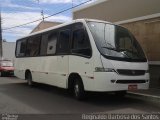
[87,21,147,62]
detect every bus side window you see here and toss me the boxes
[47,32,57,55]
[72,28,91,57]
[57,29,70,54]
[16,39,27,57]
[40,31,58,56]
[40,34,48,56]
[26,36,41,57]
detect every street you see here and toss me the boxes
[0,77,160,119]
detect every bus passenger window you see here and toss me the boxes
[57,30,70,54]
[47,33,57,55]
[16,39,27,57]
[26,36,41,57]
[72,29,91,57]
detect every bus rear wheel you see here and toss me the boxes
[0,72,3,77]
[26,72,33,86]
[73,78,85,100]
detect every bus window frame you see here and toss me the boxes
[25,35,42,57]
[70,23,92,59]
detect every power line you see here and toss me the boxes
[2,0,93,31]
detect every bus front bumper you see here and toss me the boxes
[83,72,149,92]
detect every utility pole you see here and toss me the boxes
[41,10,44,21]
[0,10,3,59]
[37,0,44,21]
[72,0,73,8]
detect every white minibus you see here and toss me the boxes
[14,19,149,100]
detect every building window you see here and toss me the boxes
[26,36,41,57]
[57,30,70,54]
[16,39,27,57]
[72,28,91,57]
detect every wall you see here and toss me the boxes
[149,65,160,88]
[2,42,16,61]
[31,21,62,33]
[73,0,160,22]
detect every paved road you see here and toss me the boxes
[0,77,159,120]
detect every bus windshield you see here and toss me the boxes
[87,21,147,62]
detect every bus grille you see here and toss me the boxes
[116,80,146,84]
[117,69,145,76]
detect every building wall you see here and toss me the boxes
[31,21,61,33]
[2,42,16,61]
[149,65,160,88]
[73,0,160,22]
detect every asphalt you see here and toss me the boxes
[127,89,160,106]
[129,88,160,96]
[0,77,160,120]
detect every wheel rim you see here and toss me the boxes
[74,84,79,97]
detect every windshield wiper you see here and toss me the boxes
[102,42,119,51]
[118,48,140,58]
[102,46,131,58]
[102,46,118,51]
[118,48,131,52]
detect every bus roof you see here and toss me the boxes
[17,19,111,40]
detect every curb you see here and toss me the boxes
[127,92,160,106]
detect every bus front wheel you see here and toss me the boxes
[73,78,85,100]
[0,72,3,77]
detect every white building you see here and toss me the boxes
[2,42,16,61]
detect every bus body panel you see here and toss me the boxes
[68,55,94,90]
[15,56,59,87]
[14,58,26,80]
[56,55,69,88]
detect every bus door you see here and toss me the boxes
[56,29,71,88]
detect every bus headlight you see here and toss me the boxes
[95,67,115,72]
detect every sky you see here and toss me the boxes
[1,0,96,42]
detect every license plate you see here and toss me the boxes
[128,85,137,91]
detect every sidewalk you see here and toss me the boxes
[127,88,160,105]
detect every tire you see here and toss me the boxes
[26,72,33,86]
[73,78,85,100]
[115,91,127,97]
[0,72,4,77]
